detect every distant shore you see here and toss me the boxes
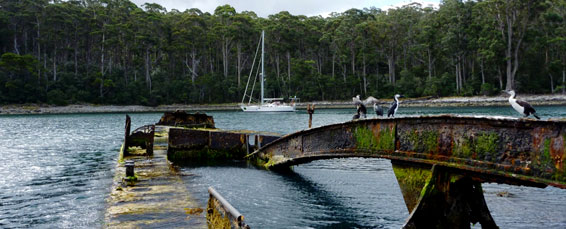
[1,94,565,115]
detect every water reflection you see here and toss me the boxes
[0,107,565,228]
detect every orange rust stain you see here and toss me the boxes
[550,137,565,170]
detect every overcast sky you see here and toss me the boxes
[130,0,440,17]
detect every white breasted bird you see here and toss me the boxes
[387,94,404,117]
[505,90,540,120]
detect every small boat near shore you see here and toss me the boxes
[240,30,297,112]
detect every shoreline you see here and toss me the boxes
[1,94,565,115]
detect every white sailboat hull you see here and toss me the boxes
[240,104,295,112]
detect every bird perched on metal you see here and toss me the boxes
[387,94,404,117]
[374,102,384,116]
[353,95,380,119]
[505,90,540,120]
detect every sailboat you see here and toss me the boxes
[240,31,297,112]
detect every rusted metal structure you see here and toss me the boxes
[156,110,215,128]
[168,128,280,162]
[307,104,315,128]
[122,115,155,156]
[207,187,250,229]
[248,115,566,228]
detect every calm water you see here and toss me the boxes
[1,106,566,228]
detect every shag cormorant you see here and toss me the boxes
[387,94,404,117]
[374,103,384,116]
[505,90,540,119]
[353,95,380,119]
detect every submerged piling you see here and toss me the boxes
[307,104,315,128]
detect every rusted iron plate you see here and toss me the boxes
[250,115,566,188]
[125,124,155,155]
[168,128,281,161]
[169,128,209,150]
[258,135,280,147]
[209,131,246,151]
[156,110,215,128]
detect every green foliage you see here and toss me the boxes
[481,83,498,96]
[47,89,68,106]
[0,0,563,105]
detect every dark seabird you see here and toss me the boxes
[352,112,361,120]
[374,103,384,116]
[387,94,404,117]
[505,90,540,119]
[353,95,379,119]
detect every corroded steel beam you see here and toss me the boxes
[168,128,281,162]
[249,115,566,189]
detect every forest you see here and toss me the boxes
[0,0,565,106]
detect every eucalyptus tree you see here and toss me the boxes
[540,0,566,94]
[472,2,505,89]
[413,6,440,80]
[213,4,237,79]
[135,3,166,93]
[232,11,257,88]
[173,8,206,85]
[267,11,301,95]
[437,0,474,93]
[482,0,543,90]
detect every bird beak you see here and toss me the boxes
[400,95,405,98]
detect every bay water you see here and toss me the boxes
[1,106,565,228]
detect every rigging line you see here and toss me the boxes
[241,33,263,104]
[248,57,261,105]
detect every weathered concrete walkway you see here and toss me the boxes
[105,126,206,228]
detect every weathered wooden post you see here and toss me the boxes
[307,104,315,128]
[124,115,131,149]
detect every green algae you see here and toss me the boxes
[452,132,499,160]
[168,147,246,162]
[541,138,553,168]
[353,125,395,153]
[376,126,396,151]
[393,164,432,212]
[125,175,138,182]
[354,126,377,150]
[206,199,232,229]
[453,137,472,158]
[393,166,432,189]
[407,130,438,153]
[475,132,499,160]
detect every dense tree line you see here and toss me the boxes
[0,0,565,106]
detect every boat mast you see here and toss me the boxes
[261,30,265,105]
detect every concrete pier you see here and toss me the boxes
[105,112,271,228]
[105,126,207,228]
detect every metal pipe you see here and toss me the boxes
[208,187,244,223]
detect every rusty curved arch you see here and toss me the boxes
[249,115,566,189]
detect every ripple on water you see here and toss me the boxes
[1,108,566,228]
